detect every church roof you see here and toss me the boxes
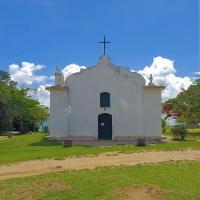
[97,55,112,65]
[65,55,147,86]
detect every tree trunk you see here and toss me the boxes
[33,121,35,132]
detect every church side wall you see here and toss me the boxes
[49,90,68,138]
[143,88,162,137]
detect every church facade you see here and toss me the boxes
[46,55,165,145]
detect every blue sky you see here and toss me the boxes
[0,0,199,78]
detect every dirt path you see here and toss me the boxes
[0,150,199,180]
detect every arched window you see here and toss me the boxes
[100,92,110,107]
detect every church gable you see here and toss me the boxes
[65,55,146,88]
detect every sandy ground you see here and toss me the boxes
[112,184,167,200]
[0,150,199,180]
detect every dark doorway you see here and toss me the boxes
[98,113,112,140]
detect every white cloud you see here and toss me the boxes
[49,75,55,80]
[9,62,47,86]
[62,63,86,79]
[138,56,192,101]
[36,85,51,107]
[27,84,51,107]
[194,71,200,76]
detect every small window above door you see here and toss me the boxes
[100,92,110,107]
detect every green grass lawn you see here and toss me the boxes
[0,161,199,200]
[185,128,200,140]
[0,132,199,165]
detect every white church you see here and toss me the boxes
[46,41,165,146]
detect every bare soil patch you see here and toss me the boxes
[11,180,70,200]
[0,150,199,180]
[112,184,167,200]
[0,136,8,141]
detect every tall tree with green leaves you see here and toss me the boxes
[162,76,200,127]
[0,70,48,132]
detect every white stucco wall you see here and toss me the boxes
[143,88,162,137]
[49,90,68,137]
[65,56,147,139]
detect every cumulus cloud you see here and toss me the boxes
[62,63,86,79]
[194,71,200,76]
[27,84,51,107]
[138,56,192,101]
[36,85,51,107]
[9,62,47,86]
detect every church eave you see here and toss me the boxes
[144,85,165,90]
[45,86,68,91]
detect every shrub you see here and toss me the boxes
[171,125,188,140]
[161,119,167,134]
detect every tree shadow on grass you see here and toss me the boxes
[29,138,93,148]
[188,132,200,139]
[29,138,62,146]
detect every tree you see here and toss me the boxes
[162,76,200,127]
[0,71,17,87]
[0,70,48,133]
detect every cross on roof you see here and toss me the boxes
[99,36,110,55]
[149,74,153,84]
